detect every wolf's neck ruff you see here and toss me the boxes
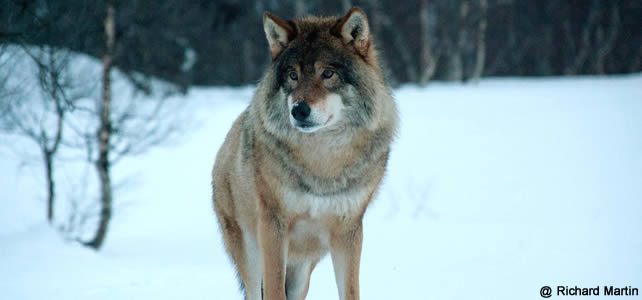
[252,116,392,196]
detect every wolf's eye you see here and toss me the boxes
[322,69,334,79]
[288,71,298,81]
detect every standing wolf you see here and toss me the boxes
[212,7,398,300]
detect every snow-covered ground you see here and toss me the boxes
[1,72,641,299]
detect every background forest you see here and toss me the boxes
[2,0,640,88]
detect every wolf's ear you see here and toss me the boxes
[333,7,371,57]
[263,12,295,59]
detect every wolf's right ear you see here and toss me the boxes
[263,12,295,59]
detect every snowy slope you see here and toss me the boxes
[1,74,641,300]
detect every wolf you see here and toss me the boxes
[212,7,398,300]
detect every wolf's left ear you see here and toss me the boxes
[264,12,295,59]
[333,7,371,57]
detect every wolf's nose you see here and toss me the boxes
[291,102,311,121]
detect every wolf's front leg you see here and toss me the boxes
[258,198,288,300]
[330,219,363,300]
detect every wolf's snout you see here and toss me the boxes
[291,102,311,121]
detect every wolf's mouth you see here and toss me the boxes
[294,121,320,133]
[296,121,315,128]
[293,114,335,133]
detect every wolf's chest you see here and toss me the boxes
[282,187,368,218]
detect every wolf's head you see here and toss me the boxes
[260,7,387,135]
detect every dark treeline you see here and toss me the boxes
[2,0,641,88]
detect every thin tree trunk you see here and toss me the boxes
[392,28,417,82]
[294,0,306,17]
[418,0,437,85]
[486,2,516,75]
[44,150,55,223]
[593,3,620,74]
[341,0,352,12]
[471,0,487,83]
[630,46,642,73]
[373,0,417,83]
[242,39,253,84]
[448,0,469,81]
[367,0,400,84]
[565,0,599,75]
[86,0,115,250]
[42,48,65,224]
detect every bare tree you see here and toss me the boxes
[36,48,66,223]
[470,0,488,82]
[2,2,182,249]
[0,45,84,224]
[357,0,398,85]
[593,2,620,74]
[84,0,116,250]
[630,46,642,74]
[446,0,470,81]
[79,1,182,250]
[418,0,437,85]
[340,0,352,12]
[241,39,254,83]
[565,0,600,75]
[367,0,416,83]
[294,0,306,17]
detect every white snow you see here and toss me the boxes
[1,62,641,299]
